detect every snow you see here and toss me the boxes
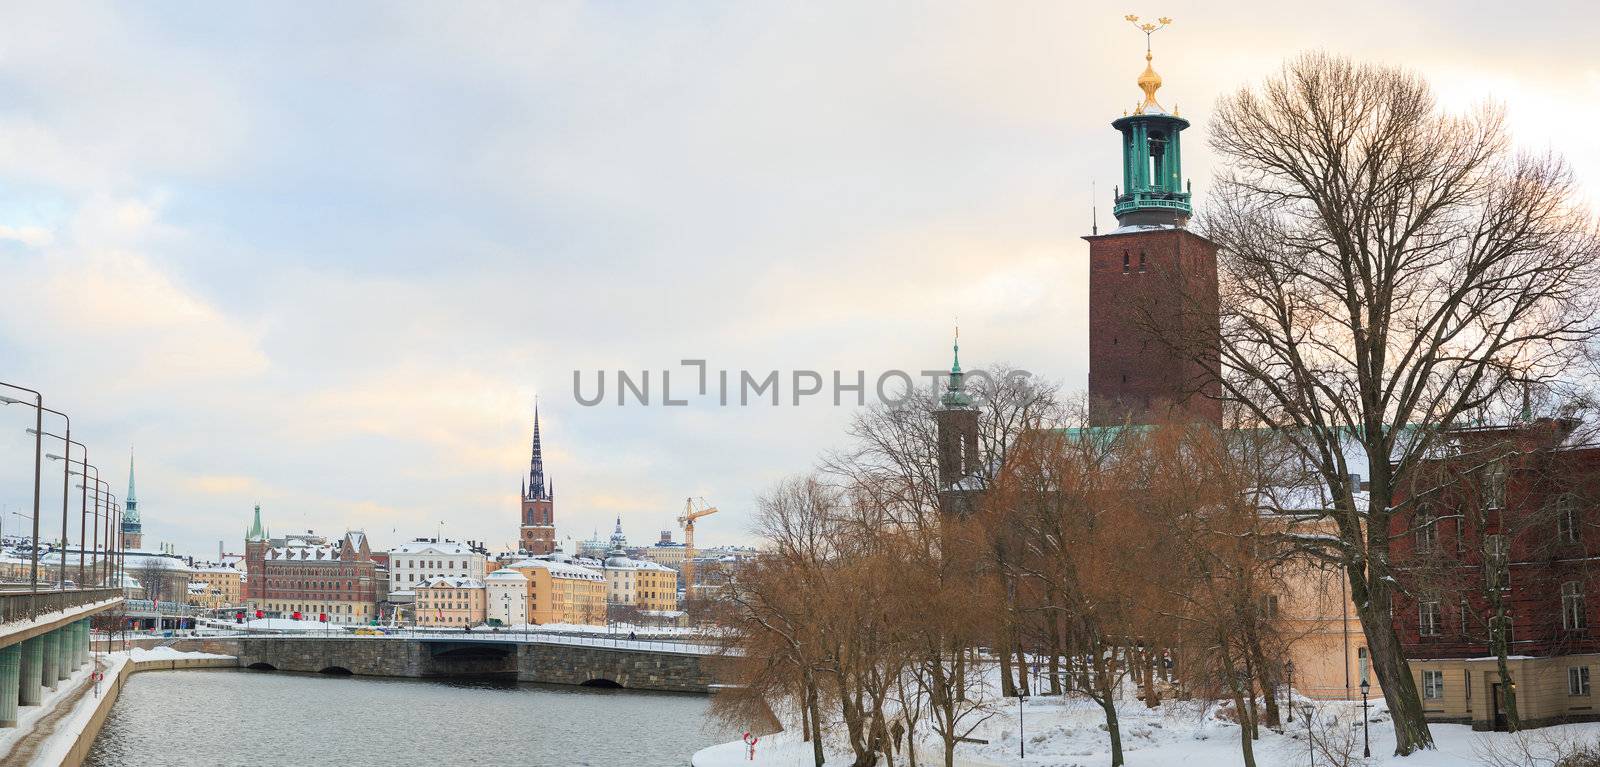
[127,646,235,661]
[692,673,1600,767]
[0,653,129,766]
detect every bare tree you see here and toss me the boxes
[1197,52,1600,753]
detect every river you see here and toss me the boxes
[85,668,722,766]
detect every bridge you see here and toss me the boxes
[164,634,725,693]
[0,587,123,728]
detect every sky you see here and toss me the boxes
[1,1,1596,559]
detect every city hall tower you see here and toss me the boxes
[1084,16,1221,427]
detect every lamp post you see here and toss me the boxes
[27,404,73,591]
[1018,693,1026,759]
[1285,660,1294,719]
[1359,678,1371,758]
[1303,703,1314,766]
[0,383,45,603]
[44,433,92,587]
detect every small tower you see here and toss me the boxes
[1084,16,1221,427]
[934,329,980,515]
[122,450,144,550]
[244,504,267,602]
[519,405,557,555]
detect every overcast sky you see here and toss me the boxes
[1,1,1595,558]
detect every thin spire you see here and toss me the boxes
[124,447,140,523]
[1092,179,1099,235]
[527,402,548,500]
[940,326,973,409]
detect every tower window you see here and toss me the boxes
[1139,251,1147,272]
[1122,252,1130,273]
[1121,374,1127,384]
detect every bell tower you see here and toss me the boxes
[1084,16,1221,427]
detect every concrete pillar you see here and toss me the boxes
[0,644,20,727]
[77,620,90,666]
[40,630,59,691]
[56,629,73,682]
[18,636,42,705]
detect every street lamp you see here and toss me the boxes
[1359,678,1371,758]
[1302,702,1315,766]
[0,383,46,601]
[1018,692,1026,759]
[1285,660,1295,719]
[29,402,75,591]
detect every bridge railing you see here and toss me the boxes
[0,587,122,625]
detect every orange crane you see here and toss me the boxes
[678,497,719,602]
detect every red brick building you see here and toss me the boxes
[1391,419,1600,728]
[243,508,382,625]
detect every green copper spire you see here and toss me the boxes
[123,449,140,525]
[247,504,265,542]
[940,326,973,409]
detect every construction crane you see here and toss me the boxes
[678,497,719,602]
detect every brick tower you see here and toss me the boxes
[519,406,557,555]
[1084,23,1220,427]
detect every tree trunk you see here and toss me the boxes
[1220,637,1257,767]
[806,673,825,767]
[1354,588,1435,753]
[1097,694,1125,767]
[998,641,1016,697]
[1246,628,1278,729]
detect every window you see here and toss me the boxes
[1558,494,1579,544]
[1416,510,1437,553]
[1423,670,1444,700]
[1358,647,1370,686]
[1571,667,1591,697]
[1420,599,1441,636]
[1460,598,1471,634]
[1484,462,1506,509]
[1138,251,1147,272]
[1563,581,1586,630]
[1122,252,1130,273]
[1261,594,1280,619]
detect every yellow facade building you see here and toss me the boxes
[415,576,487,627]
[189,564,244,609]
[602,550,679,613]
[506,559,606,626]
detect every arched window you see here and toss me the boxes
[1122,252,1130,273]
[1138,251,1147,272]
[1563,581,1586,630]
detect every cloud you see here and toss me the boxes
[1,2,1596,558]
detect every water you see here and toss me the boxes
[85,669,722,766]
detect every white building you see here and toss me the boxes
[386,539,486,598]
[484,568,528,627]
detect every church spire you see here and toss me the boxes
[940,326,973,409]
[125,449,138,519]
[247,503,265,541]
[526,404,549,501]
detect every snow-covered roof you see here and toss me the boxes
[417,576,484,590]
[505,559,605,581]
[484,569,528,582]
[125,551,195,573]
[388,539,475,556]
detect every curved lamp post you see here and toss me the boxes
[0,382,45,599]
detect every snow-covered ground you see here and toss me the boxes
[127,646,235,662]
[694,687,1600,767]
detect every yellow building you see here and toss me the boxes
[506,559,606,626]
[189,564,244,609]
[415,576,487,627]
[1277,558,1381,701]
[602,550,679,613]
